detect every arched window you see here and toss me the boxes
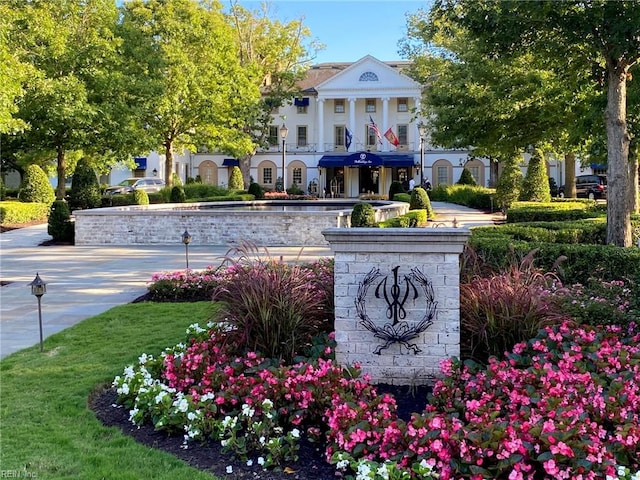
[198,160,218,185]
[359,71,378,82]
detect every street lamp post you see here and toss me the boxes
[418,124,427,187]
[29,273,47,352]
[280,124,289,193]
[181,229,192,269]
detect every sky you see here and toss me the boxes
[233,1,432,64]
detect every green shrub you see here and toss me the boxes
[409,187,434,217]
[520,148,551,202]
[287,182,304,195]
[388,181,405,200]
[228,166,244,190]
[0,201,50,224]
[170,185,186,203]
[350,202,377,227]
[457,168,477,186]
[248,182,264,200]
[69,159,101,210]
[428,184,496,210]
[182,183,229,200]
[0,176,5,200]
[171,172,182,187]
[133,189,149,205]
[494,157,522,210]
[147,192,165,204]
[506,201,598,223]
[47,200,74,242]
[392,193,411,203]
[378,209,427,228]
[18,165,55,204]
[460,250,566,364]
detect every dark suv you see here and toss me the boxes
[559,175,607,200]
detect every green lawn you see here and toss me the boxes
[0,302,220,480]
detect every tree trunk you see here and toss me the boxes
[629,138,639,214]
[240,154,253,189]
[56,144,66,200]
[564,152,576,198]
[164,140,173,188]
[604,65,632,247]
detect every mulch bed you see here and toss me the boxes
[90,383,431,480]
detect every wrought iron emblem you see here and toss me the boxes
[355,266,437,354]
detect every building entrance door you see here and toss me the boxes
[359,167,380,195]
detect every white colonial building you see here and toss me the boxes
[118,55,488,197]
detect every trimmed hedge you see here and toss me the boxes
[472,218,608,245]
[0,201,50,225]
[392,193,411,203]
[378,209,427,228]
[506,201,600,223]
[428,184,496,211]
[182,184,230,199]
[468,235,640,284]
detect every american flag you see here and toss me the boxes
[369,116,383,145]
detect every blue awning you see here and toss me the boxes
[134,157,147,170]
[294,97,310,107]
[222,158,239,167]
[318,152,416,168]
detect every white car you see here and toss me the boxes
[104,178,165,195]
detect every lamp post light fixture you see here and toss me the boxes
[152,168,158,176]
[29,272,47,352]
[181,229,192,269]
[418,123,427,187]
[280,123,289,193]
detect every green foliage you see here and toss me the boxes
[0,201,49,224]
[211,250,333,364]
[133,189,149,205]
[350,202,377,227]
[461,251,565,365]
[228,166,244,190]
[47,200,74,242]
[428,184,496,210]
[248,182,265,199]
[494,158,522,210]
[0,176,5,200]
[182,183,229,200]
[69,159,101,210]
[170,185,186,203]
[378,209,428,228]
[388,181,405,200]
[520,149,551,202]
[409,187,434,217]
[457,168,477,186]
[392,192,411,203]
[286,182,303,195]
[170,173,182,187]
[475,220,608,245]
[506,201,598,223]
[18,164,54,204]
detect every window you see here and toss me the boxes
[263,167,273,185]
[397,98,408,112]
[267,126,278,146]
[335,125,345,148]
[292,167,302,186]
[297,126,307,147]
[437,166,448,185]
[359,71,379,82]
[365,98,376,113]
[334,99,345,113]
[468,166,480,183]
[366,125,377,147]
[297,105,308,114]
[397,124,408,145]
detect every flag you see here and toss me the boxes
[368,115,383,145]
[384,127,400,147]
[345,127,353,150]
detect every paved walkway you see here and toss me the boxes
[0,202,499,359]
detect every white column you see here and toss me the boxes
[382,97,389,152]
[317,98,325,152]
[414,97,422,150]
[348,98,356,152]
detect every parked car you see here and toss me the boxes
[558,174,607,200]
[104,178,165,195]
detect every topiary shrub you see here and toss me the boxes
[388,181,405,201]
[170,185,186,203]
[457,168,477,186]
[409,186,434,217]
[520,148,552,202]
[133,189,149,205]
[171,172,183,187]
[287,182,303,195]
[69,159,101,210]
[18,165,55,204]
[228,166,244,190]
[47,200,74,243]
[248,182,264,199]
[495,157,523,211]
[350,202,377,227]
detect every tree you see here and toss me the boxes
[118,0,260,188]
[422,0,640,246]
[494,155,523,210]
[18,164,55,204]
[228,166,244,190]
[7,0,123,200]
[520,148,551,202]
[69,159,101,210]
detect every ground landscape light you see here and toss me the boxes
[181,229,192,269]
[29,272,47,352]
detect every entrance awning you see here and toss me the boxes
[318,152,416,168]
[222,158,239,167]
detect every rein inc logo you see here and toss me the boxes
[355,266,437,354]
[1,471,37,478]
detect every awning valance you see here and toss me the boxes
[222,158,239,167]
[134,157,147,170]
[318,152,416,168]
[294,97,310,107]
